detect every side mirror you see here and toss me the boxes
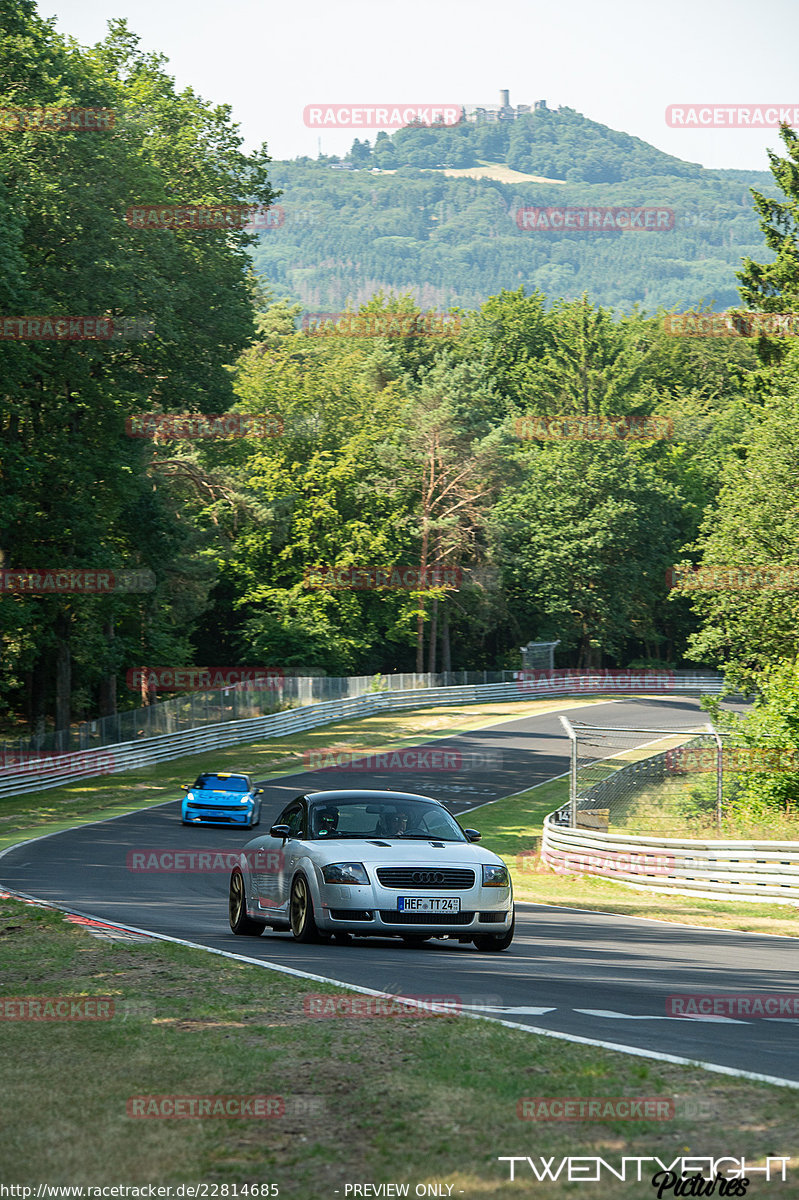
[270,823,291,840]
[464,829,481,843]
[181,784,190,792]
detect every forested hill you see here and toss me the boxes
[341,105,708,180]
[251,106,773,313]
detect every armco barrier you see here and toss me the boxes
[0,672,723,800]
[541,815,799,904]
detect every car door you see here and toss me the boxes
[278,801,308,909]
[254,799,307,914]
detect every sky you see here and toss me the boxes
[43,0,797,171]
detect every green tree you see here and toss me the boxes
[491,443,684,665]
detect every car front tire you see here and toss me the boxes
[229,869,266,936]
[473,909,515,952]
[289,874,325,943]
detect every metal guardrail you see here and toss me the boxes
[541,815,799,904]
[0,672,724,800]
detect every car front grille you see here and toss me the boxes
[187,803,243,811]
[379,910,475,926]
[376,868,475,890]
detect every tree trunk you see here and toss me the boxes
[427,597,438,674]
[24,663,48,743]
[441,609,451,674]
[54,609,71,749]
[98,621,116,717]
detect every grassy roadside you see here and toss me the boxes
[0,695,607,852]
[1,894,797,1196]
[472,778,799,938]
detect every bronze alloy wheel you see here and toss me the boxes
[289,874,324,943]
[228,869,266,936]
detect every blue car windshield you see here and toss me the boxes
[194,774,249,792]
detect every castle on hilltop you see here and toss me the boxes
[462,90,547,124]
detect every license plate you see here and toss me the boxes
[397,897,460,913]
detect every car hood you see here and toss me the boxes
[242,835,506,867]
[189,789,251,805]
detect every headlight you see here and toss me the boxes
[322,862,369,885]
[482,863,510,887]
[240,796,251,803]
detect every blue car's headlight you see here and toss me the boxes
[482,863,510,887]
[322,862,369,885]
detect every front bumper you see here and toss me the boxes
[313,875,512,935]
[182,803,254,825]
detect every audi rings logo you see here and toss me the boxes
[412,871,444,884]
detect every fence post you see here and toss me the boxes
[559,715,578,828]
[707,723,723,833]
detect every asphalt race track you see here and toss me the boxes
[3,694,799,1086]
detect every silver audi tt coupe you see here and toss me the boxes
[228,789,514,951]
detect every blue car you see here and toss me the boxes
[181,771,263,827]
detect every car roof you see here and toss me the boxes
[303,789,444,807]
[197,771,251,781]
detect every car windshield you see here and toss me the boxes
[308,798,466,841]
[194,774,249,792]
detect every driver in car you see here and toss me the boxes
[378,810,409,837]
[315,806,339,836]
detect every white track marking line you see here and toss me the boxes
[575,1008,749,1024]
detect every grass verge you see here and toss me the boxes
[1,895,797,1196]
